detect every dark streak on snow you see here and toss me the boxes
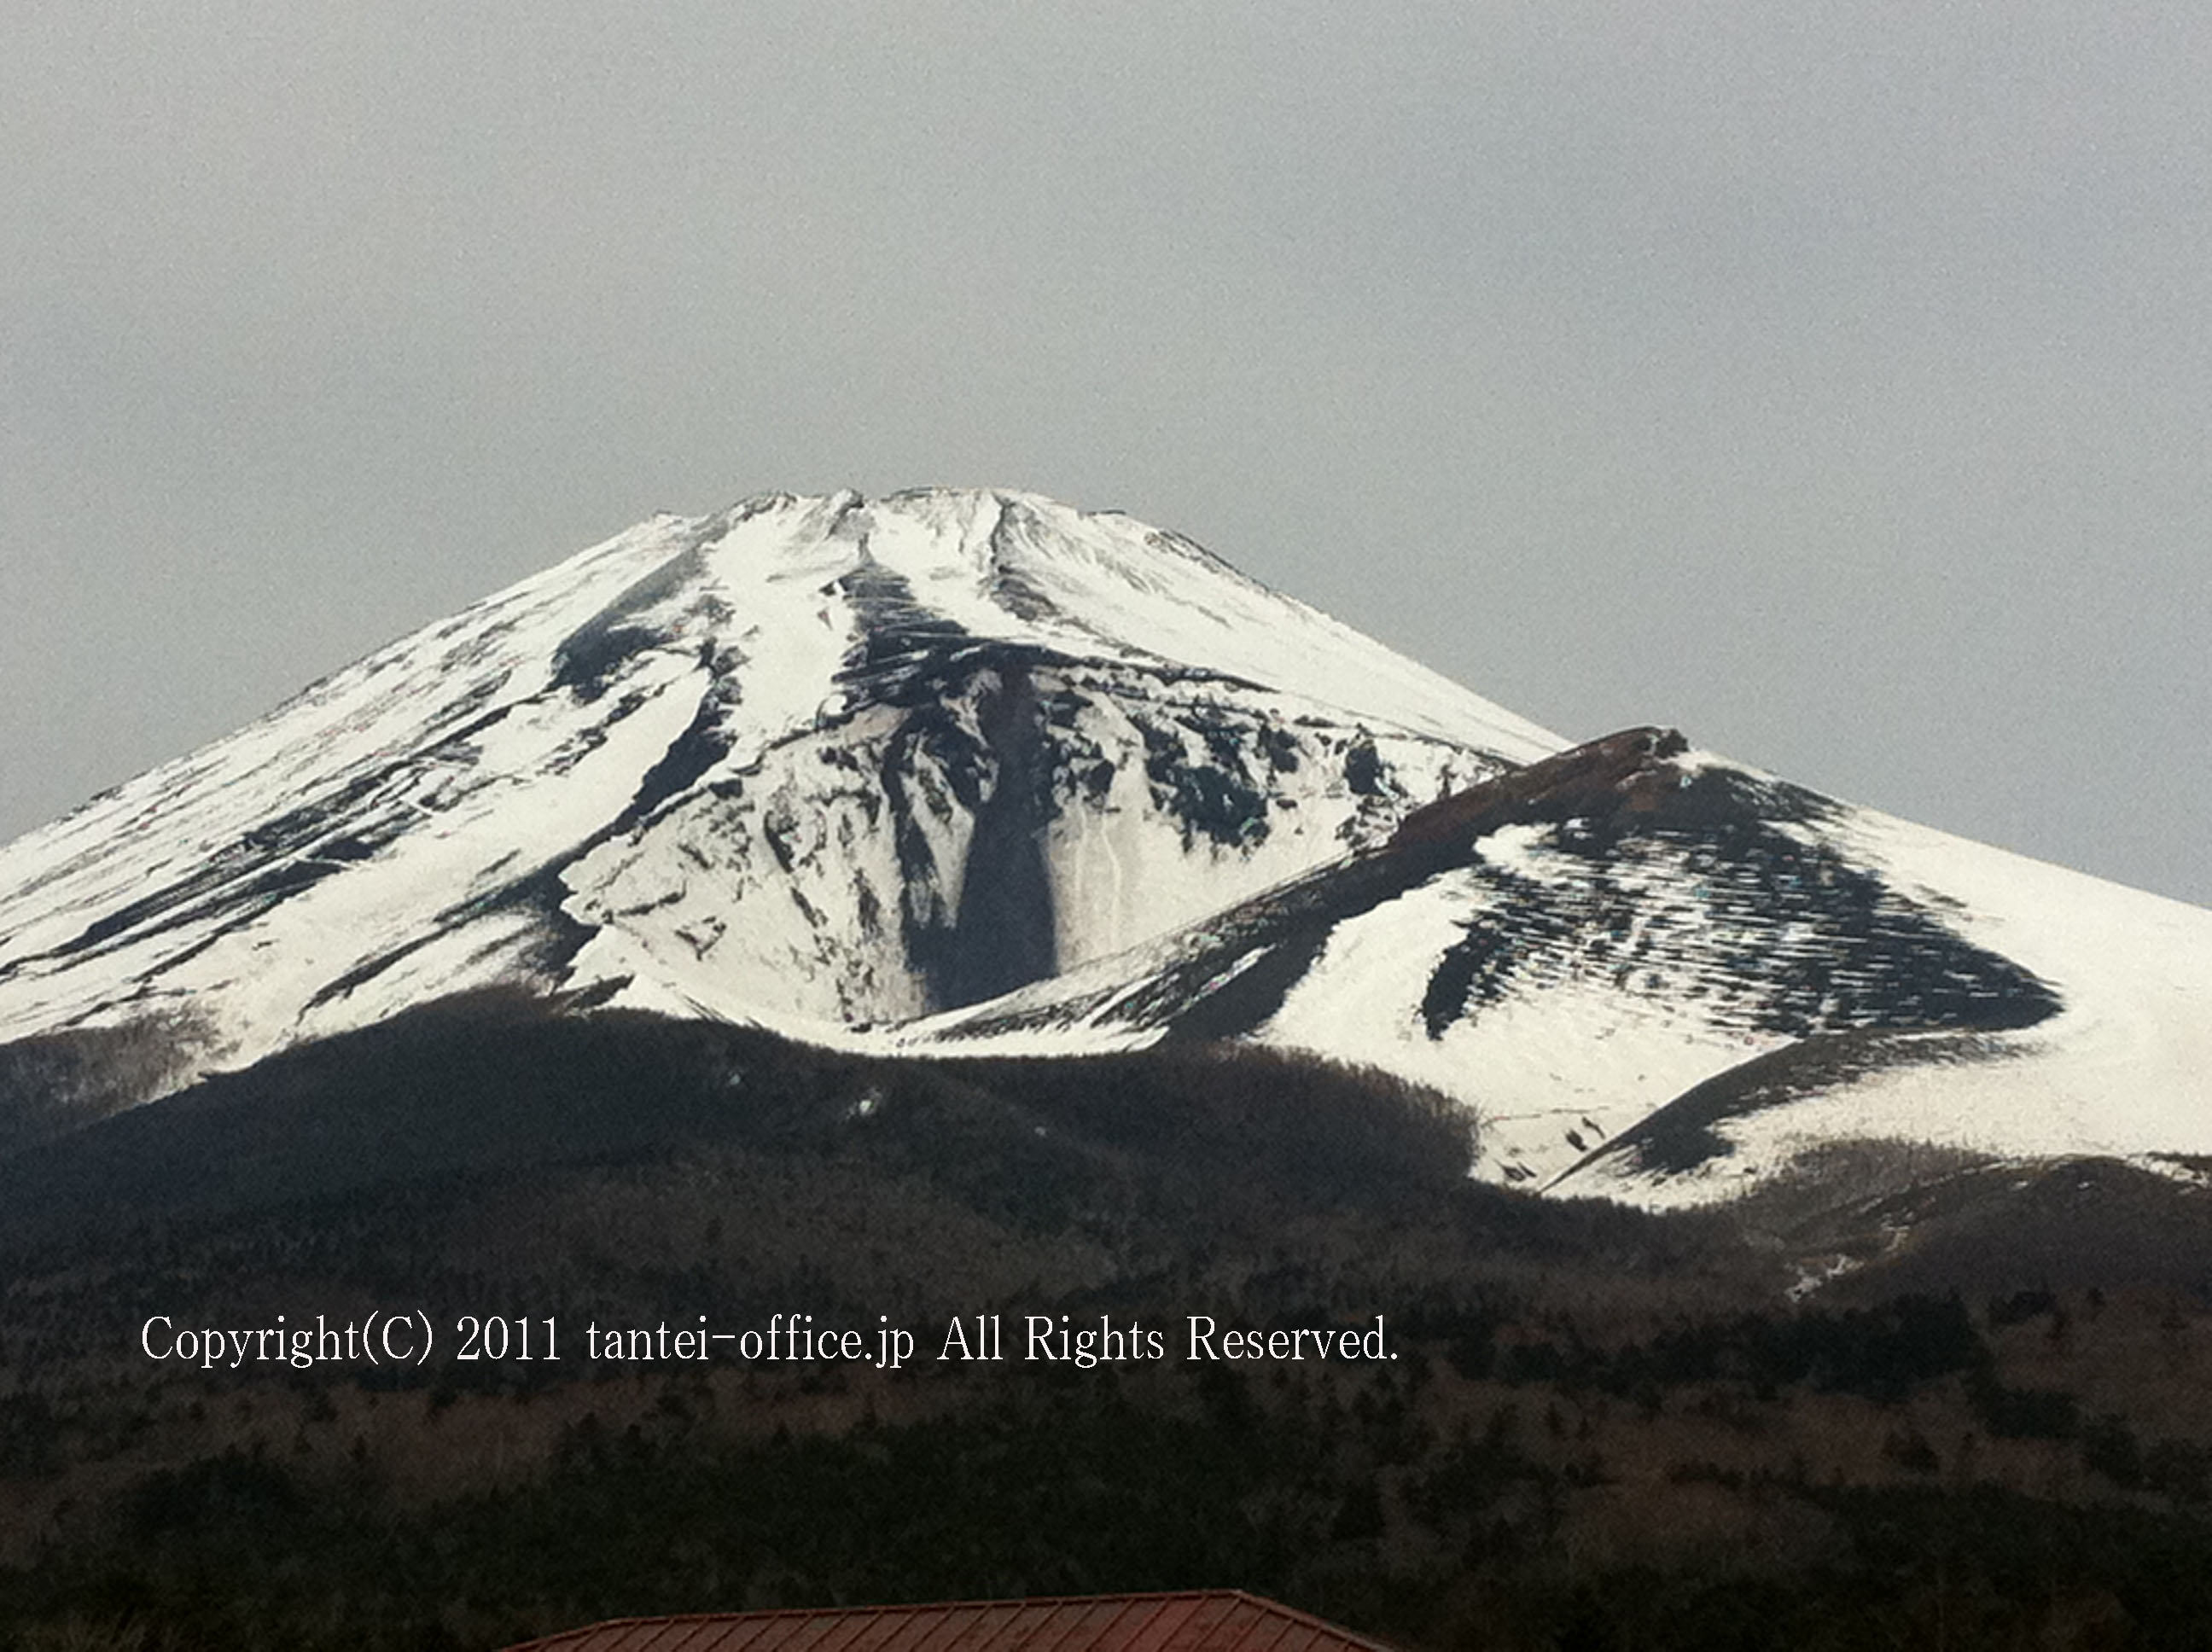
[608,642,742,835]
[548,512,742,701]
[939,663,1058,1009]
[1553,1027,2019,1184]
[1418,765,2061,1043]
[36,689,522,968]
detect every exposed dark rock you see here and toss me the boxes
[938,665,1059,1010]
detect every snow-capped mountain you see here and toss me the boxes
[0,489,1556,1102]
[883,726,2212,1198]
[6,486,2209,1212]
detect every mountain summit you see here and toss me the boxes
[0,489,1555,1098]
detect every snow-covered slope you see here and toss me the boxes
[1556,800,2212,1207]
[0,489,1557,1092]
[882,728,2212,1196]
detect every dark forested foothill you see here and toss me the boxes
[3,995,2211,1650]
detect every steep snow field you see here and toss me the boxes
[0,490,1556,1085]
[1557,804,2212,1207]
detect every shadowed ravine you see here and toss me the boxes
[936,662,1058,1009]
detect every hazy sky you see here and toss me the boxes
[4,3,2208,905]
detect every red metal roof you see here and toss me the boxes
[503,1590,1404,1652]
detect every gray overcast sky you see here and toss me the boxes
[3,2,2208,905]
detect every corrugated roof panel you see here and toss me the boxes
[769,1610,872,1652]
[501,1590,1403,1652]
[1054,1595,1162,1652]
[800,1608,897,1652]
[1201,1594,1267,1652]
[667,1622,765,1652]
[895,1601,998,1652]
[964,1599,1078,1652]
[846,1606,942,1652]
[1249,1617,1318,1652]
[1234,1603,1296,1652]
[1121,1594,1215,1652]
